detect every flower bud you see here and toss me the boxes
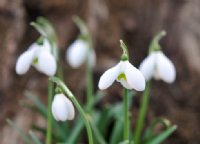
[52,93,75,121]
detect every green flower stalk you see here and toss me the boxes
[50,77,94,144]
[66,16,96,112]
[30,17,61,144]
[98,40,145,142]
[134,30,176,144]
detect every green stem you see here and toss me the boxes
[73,15,94,112]
[50,77,93,144]
[133,81,151,144]
[71,97,93,144]
[86,54,93,111]
[46,80,53,144]
[124,88,129,141]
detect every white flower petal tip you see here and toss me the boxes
[98,61,146,91]
[98,64,120,90]
[37,50,57,76]
[157,52,176,83]
[16,50,35,75]
[16,39,57,76]
[125,61,146,91]
[139,53,156,81]
[66,39,96,68]
[139,51,176,84]
[52,94,75,122]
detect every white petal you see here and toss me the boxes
[28,42,40,51]
[65,97,75,120]
[139,53,156,81]
[66,39,88,68]
[35,50,57,76]
[15,49,35,75]
[125,61,146,91]
[42,39,51,52]
[157,52,176,83]
[98,63,120,90]
[118,79,132,89]
[52,94,69,121]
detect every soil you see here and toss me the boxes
[0,0,200,143]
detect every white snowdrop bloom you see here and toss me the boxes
[139,51,176,83]
[52,93,75,121]
[98,60,145,91]
[16,39,57,76]
[66,39,96,68]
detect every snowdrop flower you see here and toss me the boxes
[52,93,75,121]
[139,30,176,83]
[98,40,145,91]
[66,39,96,68]
[16,39,57,76]
[139,51,176,83]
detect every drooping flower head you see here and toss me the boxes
[16,38,57,76]
[98,40,145,91]
[52,93,75,121]
[139,31,176,83]
[66,39,96,68]
[66,16,96,68]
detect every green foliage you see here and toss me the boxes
[9,16,176,144]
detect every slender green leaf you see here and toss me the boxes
[110,119,123,144]
[24,91,47,117]
[65,116,84,143]
[118,140,130,144]
[145,125,177,144]
[143,117,171,141]
[6,119,32,144]
[29,131,42,144]
[92,91,106,107]
[91,120,107,144]
[24,91,67,141]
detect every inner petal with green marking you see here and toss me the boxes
[33,57,38,64]
[117,73,127,81]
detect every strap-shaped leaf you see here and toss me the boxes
[110,119,123,144]
[143,117,171,140]
[6,119,32,144]
[91,114,107,144]
[24,91,47,117]
[29,131,42,144]
[24,91,67,141]
[118,140,130,144]
[144,125,177,144]
[142,118,177,144]
[65,116,84,143]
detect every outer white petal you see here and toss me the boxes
[157,52,176,83]
[52,94,69,121]
[125,61,145,91]
[35,50,57,76]
[139,53,156,81]
[65,97,75,120]
[66,40,88,68]
[15,49,35,75]
[98,63,121,90]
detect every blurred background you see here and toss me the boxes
[0,0,200,143]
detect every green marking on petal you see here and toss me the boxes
[117,73,127,81]
[33,57,38,64]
